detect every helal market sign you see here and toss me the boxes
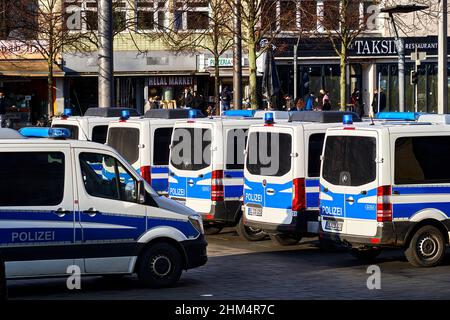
[148,76,193,86]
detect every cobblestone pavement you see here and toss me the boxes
[7,229,450,300]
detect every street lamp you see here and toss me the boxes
[381,4,429,112]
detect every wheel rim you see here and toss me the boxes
[417,234,439,260]
[150,255,172,278]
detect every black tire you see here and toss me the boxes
[270,234,301,246]
[204,225,224,235]
[236,216,267,241]
[350,247,382,261]
[405,225,446,267]
[138,242,183,288]
[0,256,7,302]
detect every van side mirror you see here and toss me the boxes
[138,180,146,204]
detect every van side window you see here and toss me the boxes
[92,125,108,144]
[308,133,325,177]
[153,128,173,165]
[0,152,65,206]
[171,128,211,171]
[226,129,248,170]
[107,128,140,164]
[395,136,450,184]
[80,153,138,203]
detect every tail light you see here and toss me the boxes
[140,166,151,185]
[292,178,306,212]
[211,170,224,202]
[377,185,392,222]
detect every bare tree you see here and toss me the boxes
[147,0,233,113]
[4,0,95,116]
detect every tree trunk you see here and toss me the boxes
[339,44,347,111]
[214,55,220,115]
[47,60,54,117]
[248,33,258,110]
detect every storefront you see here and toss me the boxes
[275,36,450,115]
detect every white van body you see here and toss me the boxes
[243,112,361,241]
[168,118,261,227]
[106,118,178,195]
[0,129,206,287]
[52,116,113,143]
[320,118,450,267]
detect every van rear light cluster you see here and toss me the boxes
[140,166,152,185]
[211,170,224,202]
[377,185,392,222]
[292,178,306,212]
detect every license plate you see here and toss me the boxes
[247,206,262,217]
[325,220,343,231]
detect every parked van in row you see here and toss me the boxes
[243,112,361,245]
[52,107,140,143]
[168,114,268,240]
[106,109,205,195]
[319,114,450,267]
[0,127,207,295]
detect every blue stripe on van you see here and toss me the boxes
[305,179,320,187]
[393,202,450,219]
[224,171,244,178]
[151,167,169,174]
[393,186,450,195]
[225,185,244,198]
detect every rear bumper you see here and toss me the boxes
[202,200,242,226]
[180,235,208,270]
[243,210,319,236]
[319,221,397,248]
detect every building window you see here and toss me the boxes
[300,0,317,31]
[137,0,166,30]
[280,0,297,31]
[0,0,38,40]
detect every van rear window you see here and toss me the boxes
[395,136,450,184]
[153,127,173,165]
[322,136,376,186]
[170,128,211,171]
[246,132,292,177]
[52,124,79,140]
[107,127,140,164]
[92,125,108,144]
[308,133,325,177]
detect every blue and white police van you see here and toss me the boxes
[319,113,450,267]
[243,111,361,245]
[52,107,141,143]
[0,127,207,294]
[106,109,205,195]
[168,114,267,240]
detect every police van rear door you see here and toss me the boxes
[244,126,294,225]
[320,130,379,237]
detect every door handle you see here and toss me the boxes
[188,180,194,187]
[82,208,100,217]
[345,198,354,203]
[266,188,275,195]
[53,208,71,217]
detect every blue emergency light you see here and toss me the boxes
[223,110,256,117]
[264,112,274,125]
[343,114,353,125]
[120,109,130,121]
[188,109,197,119]
[19,127,71,139]
[376,112,421,121]
[63,108,72,117]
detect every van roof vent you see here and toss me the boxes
[144,108,205,119]
[417,114,450,124]
[0,128,25,139]
[288,111,361,123]
[84,107,141,117]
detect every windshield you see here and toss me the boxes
[322,135,377,186]
[246,131,292,177]
[107,127,140,164]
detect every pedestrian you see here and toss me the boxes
[192,91,205,112]
[179,88,193,109]
[322,90,331,111]
[371,88,386,113]
[0,91,6,128]
[283,94,294,110]
[305,92,315,111]
[220,87,232,112]
[144,97,155,112]
[351,88,363,117]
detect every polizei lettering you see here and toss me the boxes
[11,231,55,242]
